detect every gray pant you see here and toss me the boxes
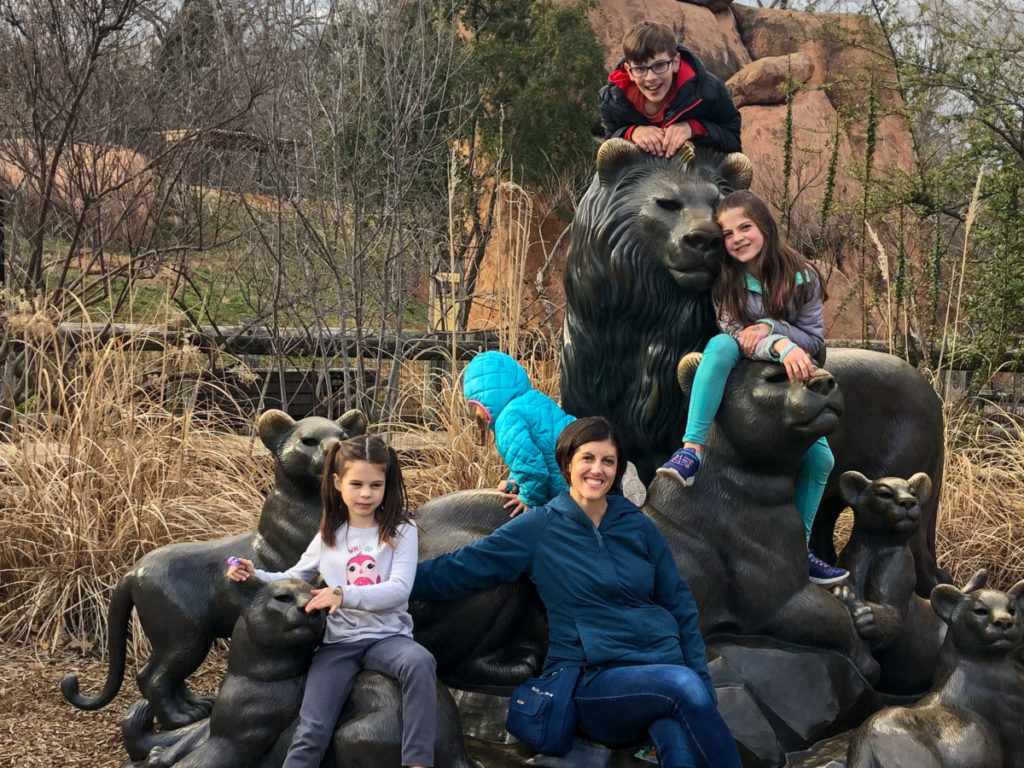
[282,634,437,768]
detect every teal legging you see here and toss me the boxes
[684,333,835,540]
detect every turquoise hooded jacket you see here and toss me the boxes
[412,491,714,700]
[463,351,576,508]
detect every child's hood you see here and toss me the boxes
[462,351,532,424]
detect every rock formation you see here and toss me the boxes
[470,0,917,340]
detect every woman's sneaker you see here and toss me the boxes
[656,448,701,486]
[808,550,848,586]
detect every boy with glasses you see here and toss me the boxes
[600,21,742,158]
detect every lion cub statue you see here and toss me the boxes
[834,470,944,694]
[62,408,367,729]
[847,570,1024,768]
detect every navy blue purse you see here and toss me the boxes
[505,666,583,756]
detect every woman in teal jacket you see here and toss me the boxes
[463,350,576,513]
[413,417,740,768]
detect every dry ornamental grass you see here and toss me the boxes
[1,309,1023,767]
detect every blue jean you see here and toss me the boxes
[573,665,741,768]
[683,333,835,540]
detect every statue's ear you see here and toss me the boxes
[963,569,988,592]
[838,471,870,507]
[670,142,696,173]
[676,353,702,400]
[229,575,266,614]
[338,409,368,437]
[718,152,753,193]
[930,584,963,623]
[597,138,645,188]
[1008,579,1024,611]
[257,409,295,453]
[908,472,932,505]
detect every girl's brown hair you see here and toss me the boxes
[467,400,492,447]
[713,190,827,327]
[319,435,409,548]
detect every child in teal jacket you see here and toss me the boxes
[463,351,576,514]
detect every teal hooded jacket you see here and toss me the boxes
[463,351,576,508]
[411,491,714,700]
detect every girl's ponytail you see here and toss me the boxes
[375,444,410,547]
[320,441,346,547]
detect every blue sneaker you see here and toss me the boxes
[808,550,848,586]
[656,448,701,486]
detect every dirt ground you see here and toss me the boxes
[0,643,535,768]
[0,643,226,768]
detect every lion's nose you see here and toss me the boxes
[683,226,721,251]
[680,225,723,268]
[805,370,836,395]
[992,611,1014,630]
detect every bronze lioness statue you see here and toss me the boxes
[123,577,325,767]
[411,489,548,689]
[847,570,1024,768]
[561,138,945,595]
[122,577,474,768]
[646,354,879,682]
[835,470,944,695]
[62,408,367,729]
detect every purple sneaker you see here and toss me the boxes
[808,550,848,586]
[656,448,701,486]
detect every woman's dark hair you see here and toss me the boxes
[713,190,827,327]
[555,417,627,495]
[320,435,409,548]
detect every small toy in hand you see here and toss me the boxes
[227,557,243,568]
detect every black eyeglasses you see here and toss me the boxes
[627,58,674,77]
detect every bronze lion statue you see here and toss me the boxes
[561,138,945,594]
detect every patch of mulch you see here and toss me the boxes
[0,643,226,768]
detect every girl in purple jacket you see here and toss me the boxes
[657,190,848,586]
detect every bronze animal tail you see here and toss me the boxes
[60,576,132,710]
[121,699,209,763]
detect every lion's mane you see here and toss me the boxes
[562,142,749,479]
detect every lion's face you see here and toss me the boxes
[591,139,753,292]
[679,355,843,469]
[839,472,932,534]
[244,578,325,650]
[633,172,724,291]
[933,579,1024,656]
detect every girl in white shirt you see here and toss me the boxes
[228,435,435,768]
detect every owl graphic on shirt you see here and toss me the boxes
[346,553,381,586]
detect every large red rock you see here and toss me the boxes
[583,0,750,81]
[727,52,815,107]
[731,4,903,114]
[1,141,155,249]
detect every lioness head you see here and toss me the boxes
[931,570,1024,657]
[241,578,326,651]
[678,353,843,470]
[839,471,932,535]
[257,409,368,490]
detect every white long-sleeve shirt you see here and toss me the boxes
[254,522,417,643]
